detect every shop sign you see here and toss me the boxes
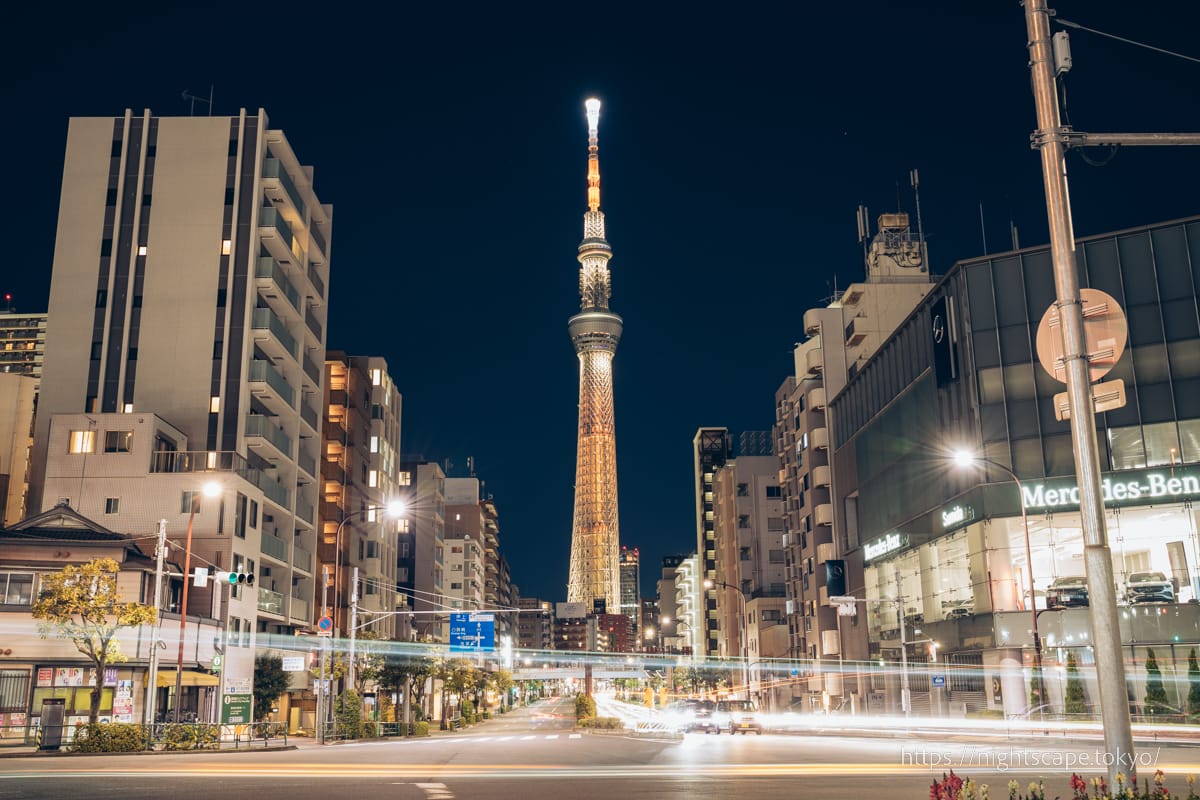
[1021,467,1200,512]
[221,694,252,725]
[863,532,907,563]
[940,504,975,531]
[36,668,52,687]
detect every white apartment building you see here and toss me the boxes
[32,108,332,706]
[0,374,36,526]
[397,461,446,642]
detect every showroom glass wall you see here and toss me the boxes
[832,217,1200,704]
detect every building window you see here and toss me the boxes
[371,369,382,386]
[766,485,782,498]
[104,498,120,514]
[210,396,221,413]
[122,403,133,413]
[368,469,378,488]
[221,240,232,255]
[234,493,247,539]
[249,500,258,528]
[68,430,96,454]
[398,519,410,533]
[104,430,133,453]
[370,436,379,454]
[398,471,412,486]
[137,245,147,257]
[0,571,36,605]
[181,491,201,514]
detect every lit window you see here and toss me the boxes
[68,430,96,454]
[210,396,220,413]
[137,245,147,257]
[221,240,232,255]
[398,519,410,533]
[370,436,378,453]
[367,508,377,522]
[122,403,133,413]
[368,469,378,488]
[371,369,382,386]
[206,451,218,469]
[398,472,412,486]
[104,497,120,514]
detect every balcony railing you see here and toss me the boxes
[298,451,316,478]
[290,595,310,623]
[262,158,306,219]
[310,223,328,260]
[307,263,326,299]
[261,532,288,562]
[255,257,300,311]
[304,306,323,341]
[258,473,291,508]
[257,587,285,616]
[300,403,319,432]
[250,308,298,360]
[149,450,249,476]
[293,545,312,573]
[303,352,322,386]
[259,207,293,249]
[245,414,293,458]
[249,359,295,407]
[296,500,314,524]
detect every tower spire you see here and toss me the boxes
[585,98,601,212]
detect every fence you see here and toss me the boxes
[2,721,287,751]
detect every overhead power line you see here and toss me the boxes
[1057,18,1200,66]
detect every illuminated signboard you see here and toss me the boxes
[1020,467,1200,512]
[863,532,907,563]
[940,504,975,531]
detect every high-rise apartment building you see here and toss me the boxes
[34,108,332,700]
[445,477,487,614]
[619,546,640,641]
[567,99,623,614]
[397,460,446,642]
[517,597,553,650]
[655,554,686,652]
[693,428,731,655]
[0,374,36,526]
[0,312,47,387]
[319,353,402,639]
[776,212,932,710]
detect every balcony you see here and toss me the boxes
[811,426,829,450]
[805,347,824,375]
[813,464,831,488]
[261,531,289,563]
[261,158,306,221]
[293,545,312,574]
[844,317,867,346]
[307,263,326,299]
[300,402,319,433]
[803,308,823,336]
[251,308,298,362]
[321,457,346,485]
[310,224,329,262]
[245,413,293,460]
[257,472,291,509]
[258,206,294,254]
[297,450,316,479]
[290,595,310,624]
[248,359,295,411]
[814,502,833,528]
[150,450,250,477]
[303,352,322,387]
[304,306,323,343]
[257,587,285,616]
[296,500,314,525]
[254,256,300,314]
[807,386,826,411]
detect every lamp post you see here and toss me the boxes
[953,450,1045,716]
[173,481,221,723]
[705,579,749,700]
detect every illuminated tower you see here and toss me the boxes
[567,98,622,613]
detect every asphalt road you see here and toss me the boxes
[2,698,1199,800]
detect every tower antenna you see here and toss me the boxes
[910,169,928,269]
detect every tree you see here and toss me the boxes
[32,558,157,723]
[253,655,291,721]
[1144,648,1171,717]
[1189,648,1200,722]
[1064,651,1087,715]
[351,631,386,698]
[378,652,435,722]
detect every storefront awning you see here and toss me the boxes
[156,670,220,688]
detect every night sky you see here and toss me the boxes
[7,3,1200,603]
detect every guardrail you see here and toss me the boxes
[4,721,289,752]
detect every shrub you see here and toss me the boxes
[575,693,597,720]
[70,722,150,753]
[414,721,430,737]
[335,690,364,739]
[577,716,623,730]
[162,723,219,750]
[363,721,379,738]
[461,700,475,724]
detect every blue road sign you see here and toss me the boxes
[449,612,496,653]
[932,674,946,687]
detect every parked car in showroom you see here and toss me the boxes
[1126,571,1175,604]
[1047,576,1089,608]
[714,699,763,735]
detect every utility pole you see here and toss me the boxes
[1024,0,1132,777]
[144,519,167,725]
[895,568,910,719]
[317,565,330,744]
[348,567,359,696]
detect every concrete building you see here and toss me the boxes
[671,555,703,656]
[517,598,553,651]
[0,312,47,387]
[31,108,331,702]
[619,545,640,641]
[711,432,787,701]
[776,212,933,711]
[0,375,36,526]
[655,554,687,653]
[319,354,403,640]
[445,478,487,615]
[830,215,1200,718]
[693,428,732,655]
[640,598,660,652]
[397,460,446,642]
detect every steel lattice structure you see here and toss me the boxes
[567,99,622,612]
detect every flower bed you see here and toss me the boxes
[929,769,1199,799]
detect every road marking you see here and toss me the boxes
[544,735,559,740]
[415,782,455,799]
[520,735,536,740]
[497,736,513,741]
[569,734,582,739]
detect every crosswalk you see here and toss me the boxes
[402,733,584,744]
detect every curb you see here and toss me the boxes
[0,744,296,759]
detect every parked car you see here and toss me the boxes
[1047,576,1089,608]
[942,599,973,619]
[1126,571,1175,604]
[714,699,763,735]
[685,700,719,733]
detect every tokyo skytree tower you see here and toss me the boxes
[567,98,623,612]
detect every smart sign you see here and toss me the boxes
[449,612,495,653]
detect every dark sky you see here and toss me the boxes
[7,2,1200,603]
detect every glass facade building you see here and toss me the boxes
[830,216,1200,716]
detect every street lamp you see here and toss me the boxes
[704,579,749,700]
[173,480,221,723]
[952,450,1046,716]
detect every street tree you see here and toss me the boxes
[1064,651,1087,715]
[253,655,291,721]
[379,651,436,721]
[1144,648,1171,716]
[31,557,157,723]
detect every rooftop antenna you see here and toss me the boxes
[1010,220,1021,250]
[856,204,871,267]
[910,169,928,268]
[978,202,988,255]
[181,86,214,116]
[467,456,476,477]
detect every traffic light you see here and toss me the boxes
[214,570,255,587]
